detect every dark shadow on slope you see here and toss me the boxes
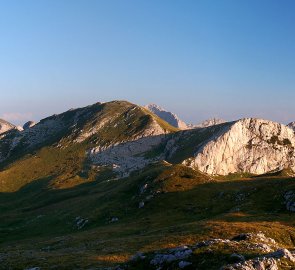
[0,166,294,270]
[0,161,294,243]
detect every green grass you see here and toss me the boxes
[0,102,294,269]
[0,162,294,269]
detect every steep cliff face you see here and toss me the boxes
[184,118,295,175]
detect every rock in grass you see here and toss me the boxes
[284,191,295,212]
[229,253,245,263]
[179,260,192,268]
[139,201,145,208]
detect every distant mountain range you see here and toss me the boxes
[145,103,225,129]
[1,100,295,183]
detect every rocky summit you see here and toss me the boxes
[0,100,294,270]
[0,118,16,134]
[184,118,295,175]
[145,103,188,129]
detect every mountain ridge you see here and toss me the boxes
[0,118,17,135]
[1,101,295,183]
[0,100,294,269]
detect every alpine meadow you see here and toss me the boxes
[0,1,295,270]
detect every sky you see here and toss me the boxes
[0,0,295,126]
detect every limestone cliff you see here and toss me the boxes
[184,118,295,175]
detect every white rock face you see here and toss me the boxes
[0,119,15,134]
[184,118,295,175]
[194,118,226,128]
[145,104,188,129]
[88,115,169,177]
[89,134,166,177]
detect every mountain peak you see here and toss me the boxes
[144,103,188,130]
[0,119,16,134]
[194,118,225,128]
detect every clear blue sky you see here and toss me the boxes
[1,0,295,125]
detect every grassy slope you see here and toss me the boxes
[0,104,294,269]
[0,163,294,269]
[0,100,178,193]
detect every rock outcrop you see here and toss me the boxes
[222,248,295,270]
[89,117,295,177]
[184,118,295,175]
[122,232,295,270]
[89,134,166,177]
[0,119,16,134]
[145,104,188,129]
[23,121,36,130]
[1,102,295,178]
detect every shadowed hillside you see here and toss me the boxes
[0,101,294,269]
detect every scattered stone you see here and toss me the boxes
[195,238,231,248]
[284,190,295,212]
[222,248,295,270]
[229,206,241,213]
[231,232,277,248]
[140,183,148,194]
[266,248,295,262]
[139,201,145,209]
[74,216,89,229]
[40,246,51,252]
[121,232,294,270]
[178,260,192,268]
[110,217,119,223]
[131,252,146,261]
[235,192,247,202]
[150,247,192,266]
[229,253,245,263]
[145,195,154,201]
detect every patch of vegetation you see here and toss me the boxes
[0,103,294,269]
[0,161,294,269]
[268,135,292,146]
